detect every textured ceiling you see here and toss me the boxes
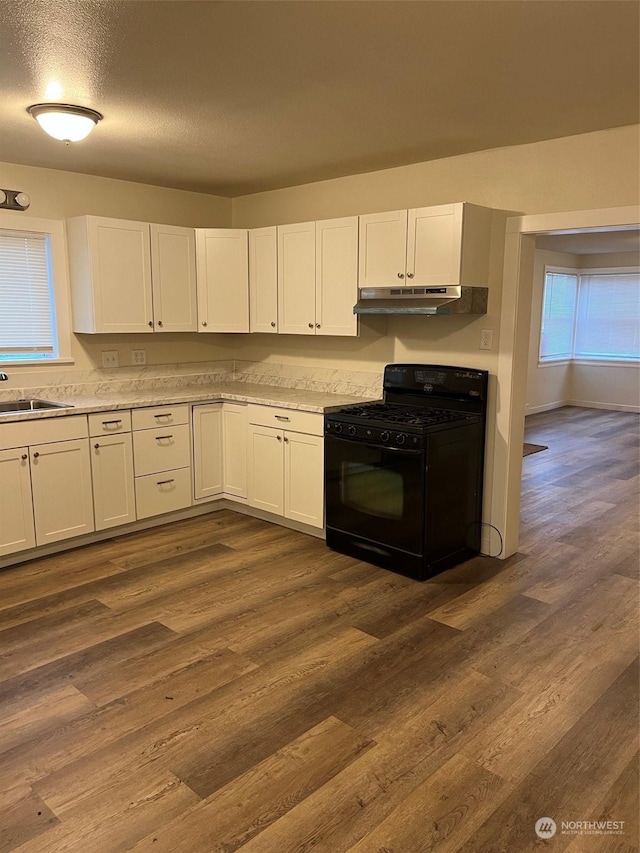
[0,0,638,197]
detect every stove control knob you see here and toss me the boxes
[334,423,343,434]
[380,431,390,442]
[347,425,357,436]
[395,433,406,445]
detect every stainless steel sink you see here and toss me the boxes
[0,399,74,415]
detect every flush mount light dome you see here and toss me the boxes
[27,103,103,142]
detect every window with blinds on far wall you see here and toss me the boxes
[540,267,640,363]
[0,229,58,362]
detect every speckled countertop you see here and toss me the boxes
[0,380,380,424]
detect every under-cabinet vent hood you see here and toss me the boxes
[353,286,488,316]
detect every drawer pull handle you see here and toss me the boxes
[157,479,174,485]
[274,415,290,421]
[102,419,122,426]
[154,413,172,419]
[155,434,174,441]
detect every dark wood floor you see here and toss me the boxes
[0,406,637,852]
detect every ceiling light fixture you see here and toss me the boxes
[27,103,103,143]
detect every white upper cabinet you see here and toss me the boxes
[277,221,316,335]
[276,217,358,336]
[196,229,249,333]
[249,226,278,333]
[149,224,197,332]
[67,216,197,334]
[68,216,154,333]
[315,217,358,337]
[359,202,493,289]
[358,209,408,288]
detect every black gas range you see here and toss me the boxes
[324,364,488,580]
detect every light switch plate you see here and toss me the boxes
[101,350,119,368]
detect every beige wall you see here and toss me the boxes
[527,248,640,413]
[0,160,234,374]
[232,125,640,227]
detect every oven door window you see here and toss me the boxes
[325,436,425,555]
[341,460,404,519]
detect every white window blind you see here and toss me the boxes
[575,272,640,360]
[0,229,56,358]
[540,272,578,360]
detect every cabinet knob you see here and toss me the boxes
[315,323,321,328]
[33,452,39,459]
[397,272,404,279]
[148,320,153,327]
[94,443,100,450]
[202,321,208,327]
[271,321,276,328]
[277,435,282,442]
[157,320,163,328]
[308,323,314,328]
[284,436,289,443]
[21,453,27,460]
[407,272,414,279]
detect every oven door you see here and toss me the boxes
[325,434,425,555]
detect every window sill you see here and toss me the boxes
[0,357,76,368]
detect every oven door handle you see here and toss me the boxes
[325,435,422,455]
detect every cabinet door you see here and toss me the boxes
[222,404,247,499]
[192,404,223,501]
[277,222,316,335]
[247,425,284,515]
[0,447,35,556]
[91,433,136,531]
[87,217,153,332]
[196,229,249,333]
[150,224,197,332]
[249,226,278,333]
[315,216,358,337]
[407,204,463,286]
[284,432,324,528]
[358,210,408,288]
[30,439,94,546]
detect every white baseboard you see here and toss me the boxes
[525,401,567,415]
[566,399,639,413]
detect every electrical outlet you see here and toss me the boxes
[479,329,493,350]
[131,349,147,365]
[101,350,119,368]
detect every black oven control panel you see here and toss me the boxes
[325,420,424,449]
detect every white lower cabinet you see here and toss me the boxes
[0,447,36,556]
[133,404,192,519]
[192,403,247,502]
[91,433,136,531]
[247,405,324,529]
[30,438,95,546]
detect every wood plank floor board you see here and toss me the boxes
[0,406,637,852]
[129,716,374,853]
[454,657,639,853]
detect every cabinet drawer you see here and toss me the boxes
[0,415,88,450]
[135,467,191,520]
[247,404,323,436]
[133,423,191,475]
[88,410,132,436]
[132,404,189,431]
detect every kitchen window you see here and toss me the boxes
[0,214,72,365]
[540,266,640,363]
